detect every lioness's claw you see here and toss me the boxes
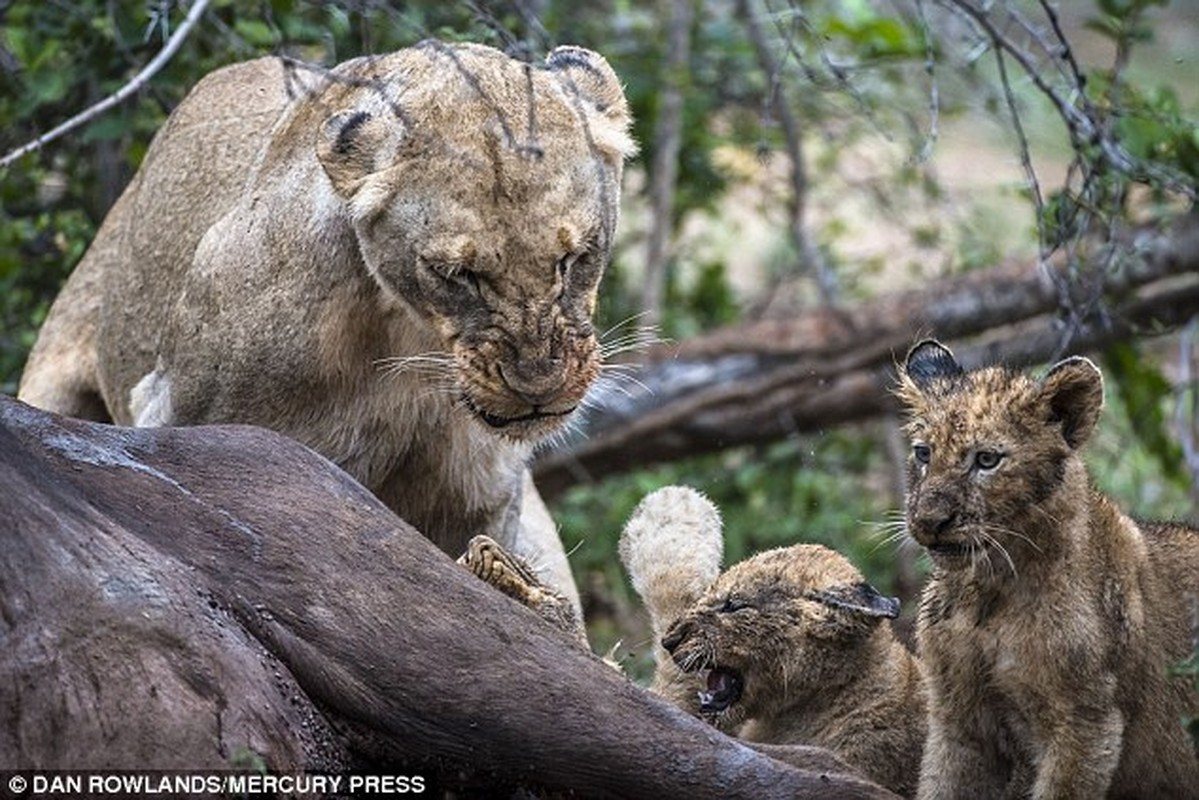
[459,534,585,644]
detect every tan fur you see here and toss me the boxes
[898,340,1199,800]
[621,487,926,797]
[18,43,634,595]
[619,486,724,708]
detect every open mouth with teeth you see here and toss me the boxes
[697,666,744,714]
[461,396,577,430]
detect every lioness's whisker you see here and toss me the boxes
[598,322,667,360]
[598,311,651,341]
[374,352,455,377]
[598,369,652,395]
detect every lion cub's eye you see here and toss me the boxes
[913,444,931,464]
[974,450,1004,470]
[719,596,751,613]
[557,253,585,285]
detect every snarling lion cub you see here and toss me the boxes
[18,41,635,601]
[620,486,927,797]
[898,340,1199,799]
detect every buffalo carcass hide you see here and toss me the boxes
[0,395,894,798]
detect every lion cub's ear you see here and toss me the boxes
[545,46,637,163]
[1038,356,1104,450]
[902,339,964,392]
[317,108,397,198]
[806,582,901,620]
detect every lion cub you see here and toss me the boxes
[898,340,1199,799]
[620,487,927,797]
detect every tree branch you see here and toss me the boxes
[535,214,1199,496]
[0,0,210,170]
[642,0,695,329]
[936,0,1195,202]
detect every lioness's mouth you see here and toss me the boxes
[697,667,744,714]
[462,396,576,429]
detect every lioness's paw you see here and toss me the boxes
[459,535,584,642]
[459,534,542,602]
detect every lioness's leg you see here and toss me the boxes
[18,251,110,422]
[512,471,583,618]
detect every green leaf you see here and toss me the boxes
[233,19,278,49]
[80,115,134,143]
[1102,343,1186,486]
[1096,0,1133,17]
[28,70,70,106]
[1083,16,1123,41]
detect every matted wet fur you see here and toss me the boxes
[620,486,927,797]
[898,339,1199,799]
[18,42,635,602]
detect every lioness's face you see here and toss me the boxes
[316,42,634,442]
[355,143,614,441]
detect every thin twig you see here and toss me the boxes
[0,0,210,170]
[939,0,1195,201]
[1038,0,1088,90]
[737,0,839,305]
[993,46,1047,260]
[913,0,941,164]
[1176,317,1199,488]
[767,0,894,143]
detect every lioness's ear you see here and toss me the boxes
[317,108,393,197]
[1039,356,1104,449]
[806,582,901,620]
[546,46,637,162]
[903,339,963,391]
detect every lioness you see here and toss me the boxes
[898,340,1199,799]
[620,486,927,797]
[18,42,635,602]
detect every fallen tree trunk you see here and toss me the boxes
[534,214,1199,497]
[0,395,894,799]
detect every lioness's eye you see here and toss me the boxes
[974,450,1004,470]
[913,444,931,464]
[433,264,481,295]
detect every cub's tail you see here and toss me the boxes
[619,485,723,636]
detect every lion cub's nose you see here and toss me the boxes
[661,619,694,655]
[913,510,958,543]
[501,359,567,406]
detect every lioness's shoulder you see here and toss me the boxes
[174,57,301,118]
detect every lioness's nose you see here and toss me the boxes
[501,359,566,406]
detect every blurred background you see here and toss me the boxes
[1,0,1197,688]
